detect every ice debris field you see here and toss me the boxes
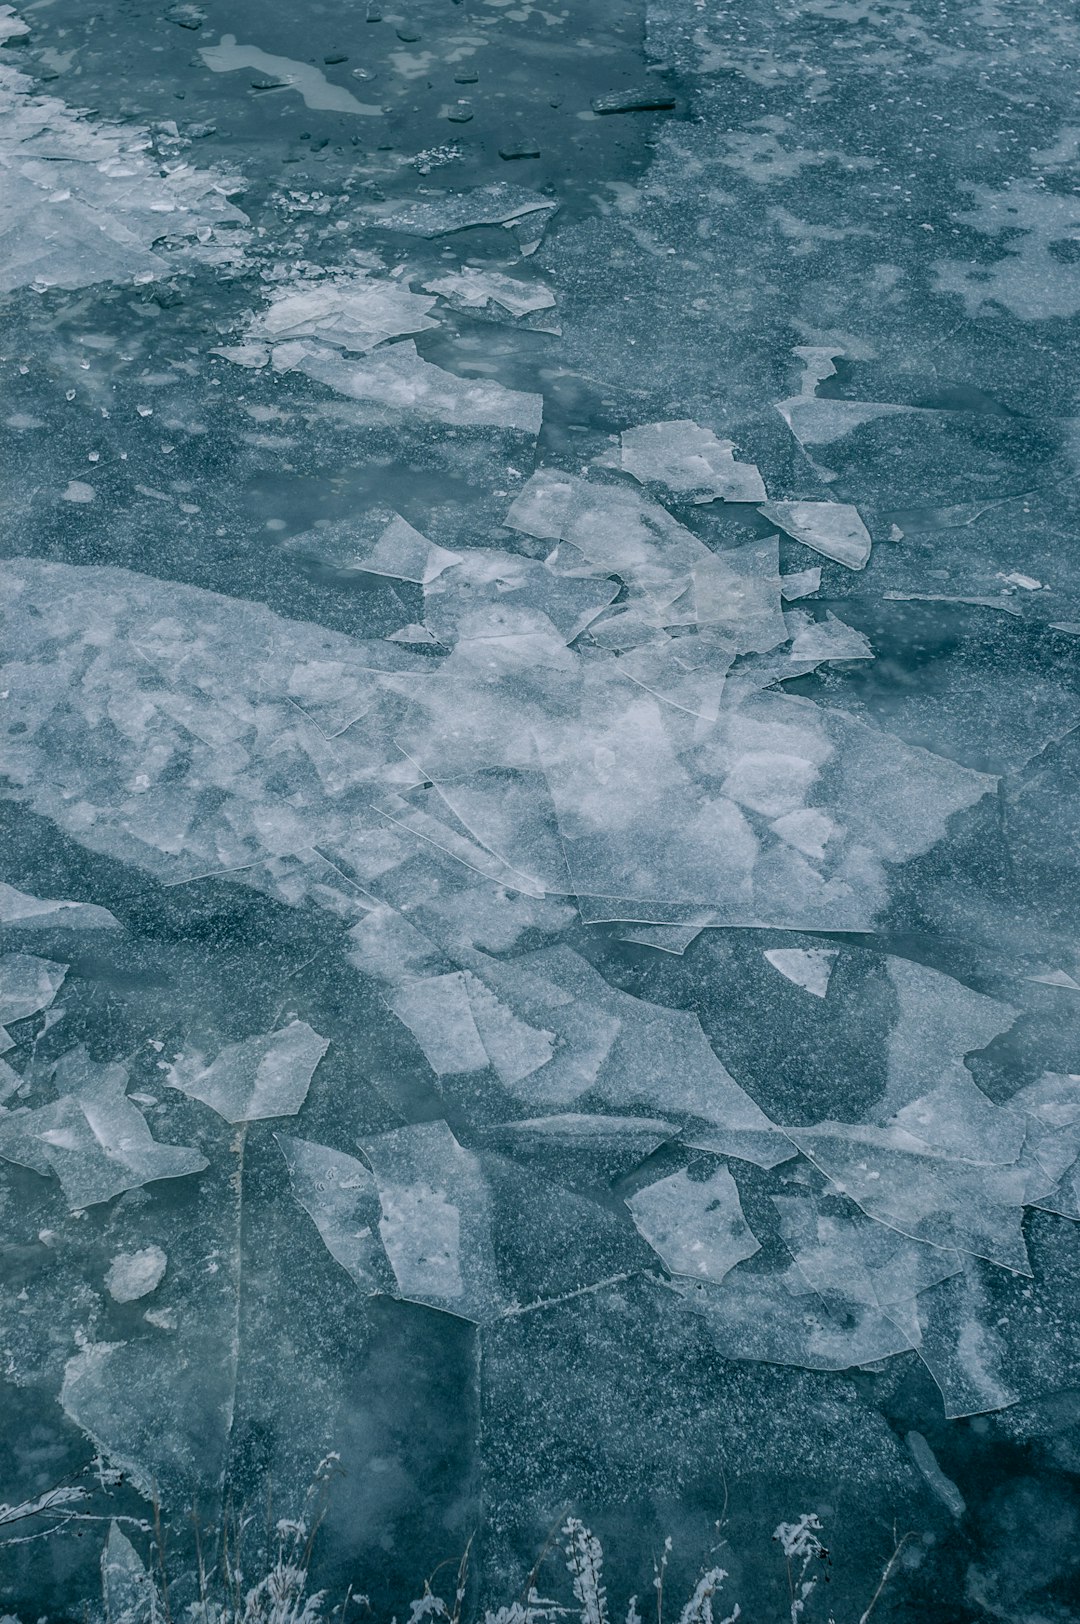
[1,0,1080,1617]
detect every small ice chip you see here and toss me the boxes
[106,1246,167,1303]
[763,947,838,998]
[60,481,95,503]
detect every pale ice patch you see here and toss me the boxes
[198,35,382,115]
[0,881,119,931]
[166,1019,329,1123]
[758,500,872,569]
[106,1246,167,1303]
[763,947,838,998]
[627,1163,760,1281]
[0,1046,206,1208]
[620,420,766,503]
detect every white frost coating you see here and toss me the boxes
[0,54,248,293]
[0,1046,206,1207]
[620,420,767,503]
[763,947,837,999]
[106,1246,167,1303]
[758,500,872,569]
[166,1020,329,1123]
[277,1135,393,1294]
[0,882,119,931]
[0,952,67,1023]
[198,35,382,115]
[246,275,437,353]
[627,1164,760,1281]
[271,338,544,434]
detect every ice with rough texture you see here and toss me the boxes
[106,1246,167,1303]
[620,420,766,503]
[246,274,437,353]
[627,1163,760,1280]
[763,947,837,998]
[166,1019,329,1123]
[278,1135,394,1295]
[0,951,67,1024]
[0,1046,206,1207]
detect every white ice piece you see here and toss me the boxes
[0,882,119,931]
[247,275,437,353]
[758,500,872,569]
[166,1019,329,1123]
[627,1164,760,1281]
[764,947,838,998]
[0,1046,206,1208]
[106,1246,167,1303]
[620,420,766,503]
[0,952,67,1024]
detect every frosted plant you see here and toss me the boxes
[675,1568,737,1624]
[773,1516,829,1624]
[562,1520,609,1624]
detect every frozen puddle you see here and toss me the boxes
[199,35,382,114]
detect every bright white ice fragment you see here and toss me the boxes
[198,36,382,114]
[247,275,437,353]
[758,500,872,569]
[60,480,95,503]
[0,882,119,931]
[620,420,766,504]
[362,1120,501,1322]
[273,339,543,434]
[423,266,556,317]
[106,1246,167,1303]
[763,947,837,998]
[166,1019,329,1122]
[627,1164,760,1282]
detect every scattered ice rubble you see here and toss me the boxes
[0,26,248,293]
[1,342,1076,1438]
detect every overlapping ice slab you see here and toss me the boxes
[166,1019,329,1123]
[0,1046,206,1208]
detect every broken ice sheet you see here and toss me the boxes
[272,338,544,434]
[423,266,556,318]
[101,1523,157,1624]
[620,420,766,504]
[773,1190,962,1311]
[674,1272,920,1372]
[245,274,438,353]
[365,183,558,255]
[166,1019,329,1123]
[105,1245,168,1303]
[278,1135,395,1296]
[758,500,872,570]
[784,610,873,663]
[387,969,555,1086]
[0,952,67,1024]
[0,1046,206,1208]
[285,511,462,584]
[361,1120,499,1321]
[627,1163,760,1282]
[0,52,248,294]
[0,882,119,931]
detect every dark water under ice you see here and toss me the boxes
[2,0,1080,1619]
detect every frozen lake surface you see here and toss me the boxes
[2,0,1080,1618]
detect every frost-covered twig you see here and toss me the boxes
[563,1520,609,1624]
